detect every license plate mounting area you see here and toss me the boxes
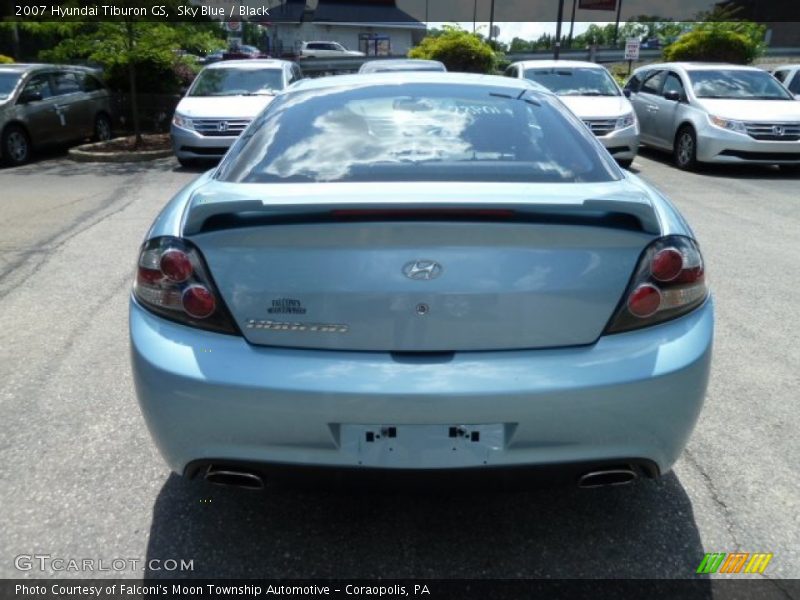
[339,423,506,468]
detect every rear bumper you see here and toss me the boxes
[170,124,238,160]
[185,458,660,489]
[697,125,800,164]
[598,126,639,160]
[130,297,714,476]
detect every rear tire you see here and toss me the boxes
[674,126,698,171]
[93,113,113,142]
[2,124,32,166]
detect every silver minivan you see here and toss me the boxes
[0,63,113,166]
[625,62,800,170]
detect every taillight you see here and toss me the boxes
[133,236,238,334]
[605,235,708,334]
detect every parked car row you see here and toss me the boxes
[504,60,800,172]
[4,57,800,172]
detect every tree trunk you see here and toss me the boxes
[126,21,143,149]
[11,22,21,60]
[128,62,142,148]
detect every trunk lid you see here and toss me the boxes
[186,181,659,352]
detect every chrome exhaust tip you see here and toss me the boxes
[577,468,638,489]
[204,465,264,490]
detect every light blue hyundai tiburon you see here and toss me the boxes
[130,72,713,490]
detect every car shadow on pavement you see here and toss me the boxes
[636,147,799,180]
[144,471,711,589]
[172,160,220,174]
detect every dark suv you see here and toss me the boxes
[0,63,113,166]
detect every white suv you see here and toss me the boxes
[299,41,365,58]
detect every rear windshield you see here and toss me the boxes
[0,72,22,100]
[688,69,793,100]
[523,67,620,96]
[216,83,619,184]
[189,67,283,97]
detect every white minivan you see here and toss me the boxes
[506,60,640,168]
[170,59,302,167]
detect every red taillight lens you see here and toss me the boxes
[651,248,683,282]
[182,285,216,318]
[160,249,193,282]
[605,235,708,334]
[628,284,661,317]
[133,237,237,334]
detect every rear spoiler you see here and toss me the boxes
[181,182,662,236]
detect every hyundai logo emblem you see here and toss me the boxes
[403,260,442,281]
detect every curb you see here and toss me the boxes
[68,140,173,163]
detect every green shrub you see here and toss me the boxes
[103,57,200,94]
[0,54,14,64]
[409,26,496,74]
[662,28,760,64]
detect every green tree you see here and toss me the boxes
[532,33,552,50]
[409,25,497,73]
[508,37,533,53]
[662,27,760,63]
[662,16,765,64]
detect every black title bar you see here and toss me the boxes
[2,0,800,22]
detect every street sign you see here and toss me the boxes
[490,25,500,39]
[624,38,641,61]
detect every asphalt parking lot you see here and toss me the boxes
[0,151,798,584]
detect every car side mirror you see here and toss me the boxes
[663,90,681,102]
[18,90,43,104]
[623,89,631,98]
